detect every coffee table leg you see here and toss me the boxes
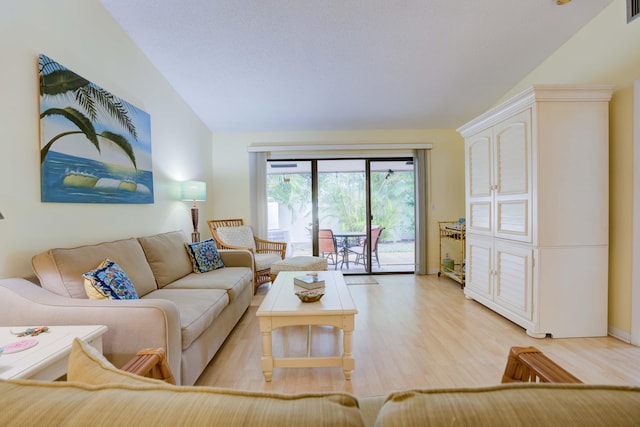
[260,318,273,382]
[342,315,355,380]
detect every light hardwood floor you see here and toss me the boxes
[195,274,640,396]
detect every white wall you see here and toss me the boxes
[211,129,465,273]
[0,0,212,278]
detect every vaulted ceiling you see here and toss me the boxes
[100,0,613,132]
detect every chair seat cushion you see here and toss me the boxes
[254,253,283,271]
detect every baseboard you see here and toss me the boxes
[608,325,631,343]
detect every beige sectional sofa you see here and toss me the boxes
[0,338,639,427]
[0,230,254,385]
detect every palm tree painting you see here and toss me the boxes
[39,54,154,203]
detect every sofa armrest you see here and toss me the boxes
[219,249,254,269]
[0,278,183,384]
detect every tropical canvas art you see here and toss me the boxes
[39,54,154,204]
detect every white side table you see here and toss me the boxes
[0,325,108,380]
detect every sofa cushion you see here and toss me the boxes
[143,289,229,350]
[0,380,364,427]
[185,239,224,273]
[137,231,193,288]
[163,267,252,302]
[32,237,158,298]
[83,259,139,300]
[375,384,640,427]
[216,225,257,250]
[67,338,165,386]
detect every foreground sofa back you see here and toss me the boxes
[1,379,638,427]
[0,231,254,385]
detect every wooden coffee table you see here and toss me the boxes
[256,271,357,381]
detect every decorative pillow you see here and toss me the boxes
[67,338,167,386]
[185,239,225,273]
[82,259,139,300]
[216,225,257,251]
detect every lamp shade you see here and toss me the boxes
[181,181,207,201]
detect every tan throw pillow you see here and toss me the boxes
[67,338,166,386]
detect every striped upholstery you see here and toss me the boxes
[2,339,638,427]
[375,385,640,427]
[0,381,364,427]
[0,338,363,427]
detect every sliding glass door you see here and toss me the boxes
[368,160,415,273]
[267,158,415,274]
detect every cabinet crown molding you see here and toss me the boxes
[457,84,614,138]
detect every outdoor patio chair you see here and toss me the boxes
[319,229,340,270]
[349,226,384,269]
[207,219,286,293]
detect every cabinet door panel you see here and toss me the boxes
[493,109,532,242]
[496,201,528,235]
[466,129,493,235]
[494,242,533,321]
[495,117,529,195]
[468,136,491,197]
[469,202,491,231]
[466,237,492,299]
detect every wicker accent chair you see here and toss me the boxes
[207,219,286,293]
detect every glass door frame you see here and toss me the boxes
[268,156,415,275]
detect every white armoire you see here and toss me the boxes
[457,85,613,338]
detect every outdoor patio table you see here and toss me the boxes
[333,231,366,269]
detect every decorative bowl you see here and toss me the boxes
[295,289,325,303]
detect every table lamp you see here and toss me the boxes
[181,181,206,242]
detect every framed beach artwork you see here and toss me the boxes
[39,54,154,204]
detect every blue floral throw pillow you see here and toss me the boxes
[82,259,139,300]
[185,239,224,273]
